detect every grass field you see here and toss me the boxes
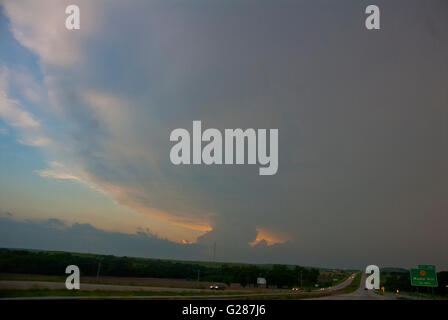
[0,274,355,299]
[0,288,253,298]
[0,273,219,290]
[337,273,362,294]
[0,288,339,300]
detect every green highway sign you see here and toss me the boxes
[418,265,436,271]
[410,265,438,287]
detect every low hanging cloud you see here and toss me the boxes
[0,216,315,266]
[0,216,206,261]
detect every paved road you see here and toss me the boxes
[0,280,292,300]
[309,273,396,300]
[0,292,308,300]
[0,274,358,300]
[315,273,357,293]
[0,280,208,292]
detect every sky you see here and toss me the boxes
[0,0,447,270]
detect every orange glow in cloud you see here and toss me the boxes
[37,167,214,243]
[83,172,213,231]
[249,227,288,247]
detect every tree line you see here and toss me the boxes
[0,249,319,288]
[382,271,448,296]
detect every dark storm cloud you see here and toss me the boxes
[1,216,445,270]
[1,0,447,269]
[0,217,204,261]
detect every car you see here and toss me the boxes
[291,287,301,291]
[209,283,226,290]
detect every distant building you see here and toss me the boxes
[257,277,267,288]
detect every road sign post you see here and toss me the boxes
[410,265,438,299]
[410,265,438,287]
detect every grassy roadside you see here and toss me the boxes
[243,292,326,300]
[336,273,362,294]
[394,291,447,300]
[0,284,356,300]
[241,274,361,300]
[0,277,356,300]
[0,274,210,289]
[0,278,209,290]
[0,288,324,300]
[0,288,251,299]
[0,274,358,300]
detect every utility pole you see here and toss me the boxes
[213,241,216,262]
[96,261,102,281]
[300,270,303,288]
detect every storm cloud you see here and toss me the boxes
[0,0,447,269]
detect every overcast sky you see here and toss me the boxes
[0,0,447,270]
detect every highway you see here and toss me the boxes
[0,280,208,292]
[0,280,295,300]
[309,273,396,300]
[0,275,356,295]
[1,273,406,300]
